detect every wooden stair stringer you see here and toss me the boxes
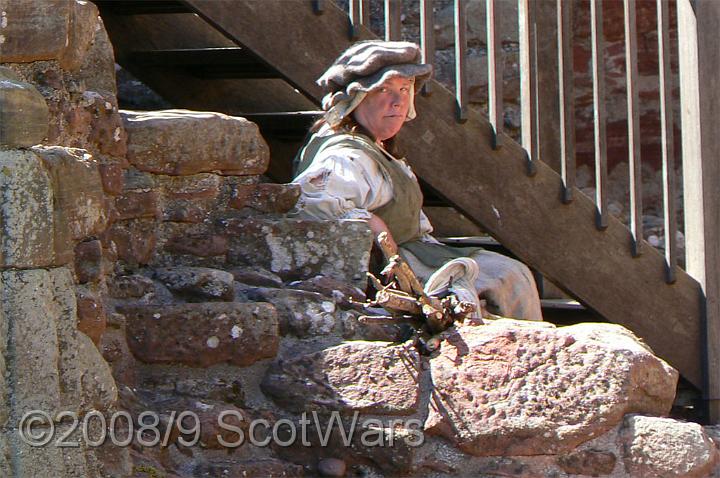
[147,0,702,388]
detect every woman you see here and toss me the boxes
[292,40,542,321]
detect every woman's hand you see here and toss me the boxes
[367,213,398,252]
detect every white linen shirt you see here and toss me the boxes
[291,138,438,242]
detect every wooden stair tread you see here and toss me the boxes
[128,47,279,79]
[93,0,191,15]
[540,299,585,310]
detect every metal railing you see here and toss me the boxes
[331,0,720,421]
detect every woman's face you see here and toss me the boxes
[353,76,413,142]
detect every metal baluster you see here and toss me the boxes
[487,0,503,148]
[658,0,676,283]
[519,0,539,175]
[350,0,361,39]
[591,0,608,229]
[558,0,575,203]
[313,0,325,15]
[385,0,402,41]
[420,0,435,96]
[624,0,643,255]
[454,0,468,122]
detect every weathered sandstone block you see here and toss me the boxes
[247,288,340,337]
[154,172,222,199]
[153,266,235,301]
[424,321,679,456]
[33,146,109,242]
[122,302,279,367]
[122,109,269,175]
[229,183,300,213]
[74,239,104,283]
[220,217,373,289]
[0,1,101,70]
[0,67,49,147]
[114,190,161,220]
[0,149,56,267]
[50,269,117,414]
[104,219,158,265]
[0,268,116,422]
[262,341,420,414]
[620,415,718,478]
[76,289,107,346]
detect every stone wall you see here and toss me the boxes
[1,2,718,478]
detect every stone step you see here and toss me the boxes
[118,302,279,368]
[120,216,374,290]
[121,109,269,176]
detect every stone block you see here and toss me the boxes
[114,190,160,220]
[229,183,300,213]
[73,12,117,96]
[161,199,207,223]
[289,275,366,309]
[202,459,303,478]
[122,302,279,367]
[620,415,718,478]
[162,229,229,259]
[70,91,127,157]
[34,146,109,242]
[0,269,63,421]
[155,173,221,199]
[104,219,158,265]
[424,322,679,456]
[76,289,107,346]
[98,159,126,195]
[557,449,617,476]
[139,371,245,408]
[261,341,420,414]
[247,288,340,337]
[106,274,156,300]
[221,217,373,289]
[0,1,71,63]
[0,69,49,148]
[74,239,104,284]
[229,266,283,288]
[153,266,235,301]
[0,1,103,72]
[50,269,117,414]
[0,149,56,267]
[122,109,269,176]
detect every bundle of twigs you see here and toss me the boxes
[359,233,478,352]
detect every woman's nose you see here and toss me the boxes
[391,92,404,107]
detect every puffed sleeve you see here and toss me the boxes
[291,144,394,221]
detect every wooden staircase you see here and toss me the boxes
[94,0,703,390]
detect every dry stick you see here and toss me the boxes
[369,232,477,332]
[377,232,427,297]
[375,289,422,315]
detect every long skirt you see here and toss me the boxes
[399,241,543,322]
